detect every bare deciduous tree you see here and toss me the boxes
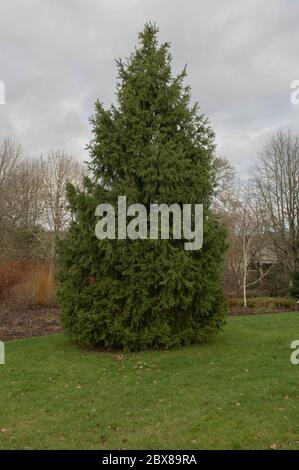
[0,136,22,189]
[229,186,274,306]
[38,150,84,299]
[11,158,44,228]
[0,137,22,256]
[212,156,235,213]
[252,130,299,285]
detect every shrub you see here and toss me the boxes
[0,259,31,302]
[33,265,56,306]
[290,247,299,299]
[0,259,57,309]
[228,296,298,313]
[4,280,35,312]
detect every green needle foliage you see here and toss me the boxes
[57,24,227,350]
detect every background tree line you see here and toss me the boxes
[0,137,84,308]
[0,128,298,310]
[215,129,299,306]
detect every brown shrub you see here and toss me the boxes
[31,265,56,306]
[0,258,57,310]
[3,279,35,312]
[0,259,31,301]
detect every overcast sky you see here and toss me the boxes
[0,0,298,176]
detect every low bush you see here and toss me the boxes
[0,258,57,310]
[228,296,298,314]
[33,265,56,306]
[3,280,35,311]
[0,259,31,301]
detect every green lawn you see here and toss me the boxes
[1,312,299,450]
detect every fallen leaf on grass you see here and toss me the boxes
[113,354,127,362]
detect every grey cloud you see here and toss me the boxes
[0,0,298,175]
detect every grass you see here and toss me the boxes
[1,312,299,450]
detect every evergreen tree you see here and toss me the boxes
[57,24,227,350]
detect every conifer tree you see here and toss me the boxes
[57,24,227,350]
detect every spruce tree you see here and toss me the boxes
[57,24,227,350]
